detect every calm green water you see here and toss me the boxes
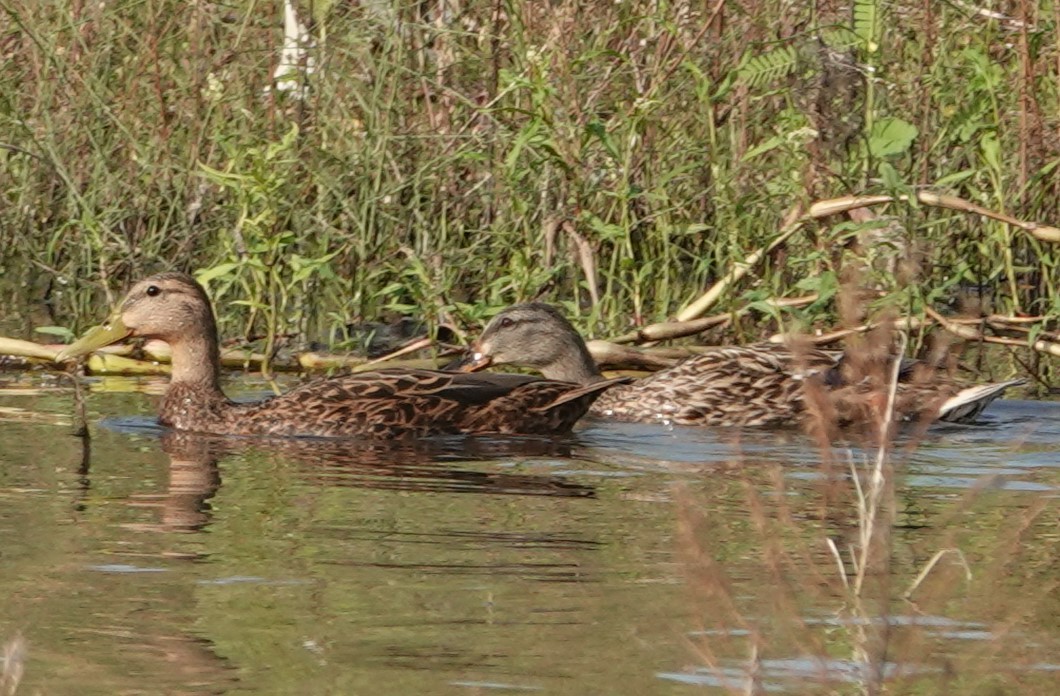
[0,375,1057,694]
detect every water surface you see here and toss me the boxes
[0,375,1057,694]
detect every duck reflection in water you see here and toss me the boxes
[134,432,594,534]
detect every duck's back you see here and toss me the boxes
[589,344,839,427]
[212,369,622,439]
[585,342,1022,428]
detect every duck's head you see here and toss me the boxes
[56,273,216,362]
[454,303,597,381]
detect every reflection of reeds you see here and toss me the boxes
[1,633,25,696]
[0,405,71,428]
[674,324,1054,694]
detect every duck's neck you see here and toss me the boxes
[159,328,229,428]
[169,327,223,390]
[538,337,604,385]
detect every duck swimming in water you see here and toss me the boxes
[55,275,627,438]
[453,303,1024,428]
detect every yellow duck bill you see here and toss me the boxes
[54,315,132,362]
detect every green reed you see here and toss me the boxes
[1,1,1057,369]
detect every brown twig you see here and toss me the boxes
[677,205,807,321]
[585,340,682,372]
[613,294,819,345]
[925,307,1060,357]
[348,337,436,372]
[808,192,1060,243]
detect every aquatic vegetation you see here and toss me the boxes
[0,0,1057,386]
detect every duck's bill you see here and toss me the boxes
[54,316,131,362]
[444,351,493,373]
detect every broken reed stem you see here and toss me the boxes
[5,301,1056,378]
[585,340,683,372]
[610,313,731,345]
[924,307,1060,357]
[671,190,1057,336]
[9,303,1060,378]
[677,206,807,322]
[613,294,819,345]
[808,191,1060,243]
[347,337,436,372]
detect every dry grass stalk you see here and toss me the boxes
[925,307,1060,357]
[563,220,601,310]
[584,340,682,372]
[612,295,818,345]
[808,192,1060,243]
[677,206,807,322]
[1,633,25,696]
[767,316,927,346]
[671,304,1054,692]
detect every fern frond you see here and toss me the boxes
[736,46,799,90]
[853,0,882,54]
[819,27,859,52]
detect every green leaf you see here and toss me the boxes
[878,161,902,190]
[746,300,784,316]
[196,263,241,285]
[585,215,626,241]
[819,27,860,51]
[585,120,620,161]
[868,117,918,158]
[854,0,881,54]
[197,160,243,184]
[736,46,799,89]
[980,133,1002,172]
[935,170,976,187]
[795,270,838,303]
[34,325,76,341]
[313,0,338,23]
[743,135,785,162]
[1026,322,1043,346]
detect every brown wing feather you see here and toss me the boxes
[160,369,625,438]
[590,345,839,427]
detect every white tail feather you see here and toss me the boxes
[937,379,1026,423]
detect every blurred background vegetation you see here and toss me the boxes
[1,0,1057,360]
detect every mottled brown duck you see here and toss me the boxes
[453,303,1025,428]
[54,275,627,438]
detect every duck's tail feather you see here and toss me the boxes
[937,379,1026,423]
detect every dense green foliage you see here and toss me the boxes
[2,0,1058,344]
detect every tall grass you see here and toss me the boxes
[1,1,1058,354]
[674,324,1056,693]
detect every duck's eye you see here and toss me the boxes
[498,317,514,329]
[145,285,161,297]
